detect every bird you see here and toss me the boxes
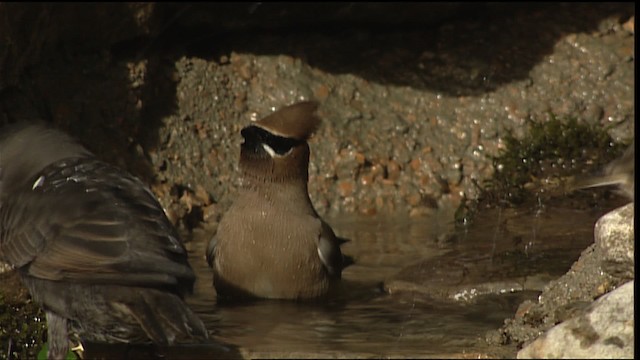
[0,123,209,359]
[571,141,634,201]
[206,101,353,300]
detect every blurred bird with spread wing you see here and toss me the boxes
[0,123,208,359]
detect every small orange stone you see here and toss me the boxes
[420,175,431,186]
[381,179,396,186]
[314,84,330,100]
[410,158,421,171]
[337,180,355,197]
[515,301,534,319]
[406,193,422,206]
[360,174,374,186]
[360,207,377,216]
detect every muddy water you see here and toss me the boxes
[182,205,557,358]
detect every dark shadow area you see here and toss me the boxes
[2,3,634,180]
[82,341,242,360]
[0,3,178,184]
[149,2,634,96]
[0,4,181,358]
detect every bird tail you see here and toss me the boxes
[127,289,209,345]
[336,236,355,269]
[336,236,350,245]
[342,254,355,269]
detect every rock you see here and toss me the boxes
[594,203,634,280]
[517,280,634,359]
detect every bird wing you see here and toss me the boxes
[0,157,194,289]
[316,219,353,278]
[205,235,216,267]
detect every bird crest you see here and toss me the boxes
[252,101,321,141]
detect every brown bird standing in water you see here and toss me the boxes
[206,101,352,300]
[0,123,208,359]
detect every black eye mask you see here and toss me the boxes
[241,125,303,156]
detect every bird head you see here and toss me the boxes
[239,101,321,183]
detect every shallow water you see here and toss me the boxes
[73,201,616,359]
[183,206,543,358]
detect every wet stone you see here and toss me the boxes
[494,198,632,350]
[594,202,634,280]
[518,280,634,359]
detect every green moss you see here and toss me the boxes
[0,294,47,360]
[36,343,78,360]
[489,115,625,204]
[456,115,628,225]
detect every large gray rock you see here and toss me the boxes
[595,202,634,280]
[517,280,634,359]
[494,201,634,349]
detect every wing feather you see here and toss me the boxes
[0,157,194,290]
[316,219,353,278]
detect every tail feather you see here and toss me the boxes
[342,254,355,269]
[125,290,209,345]
[336,236,350,245]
